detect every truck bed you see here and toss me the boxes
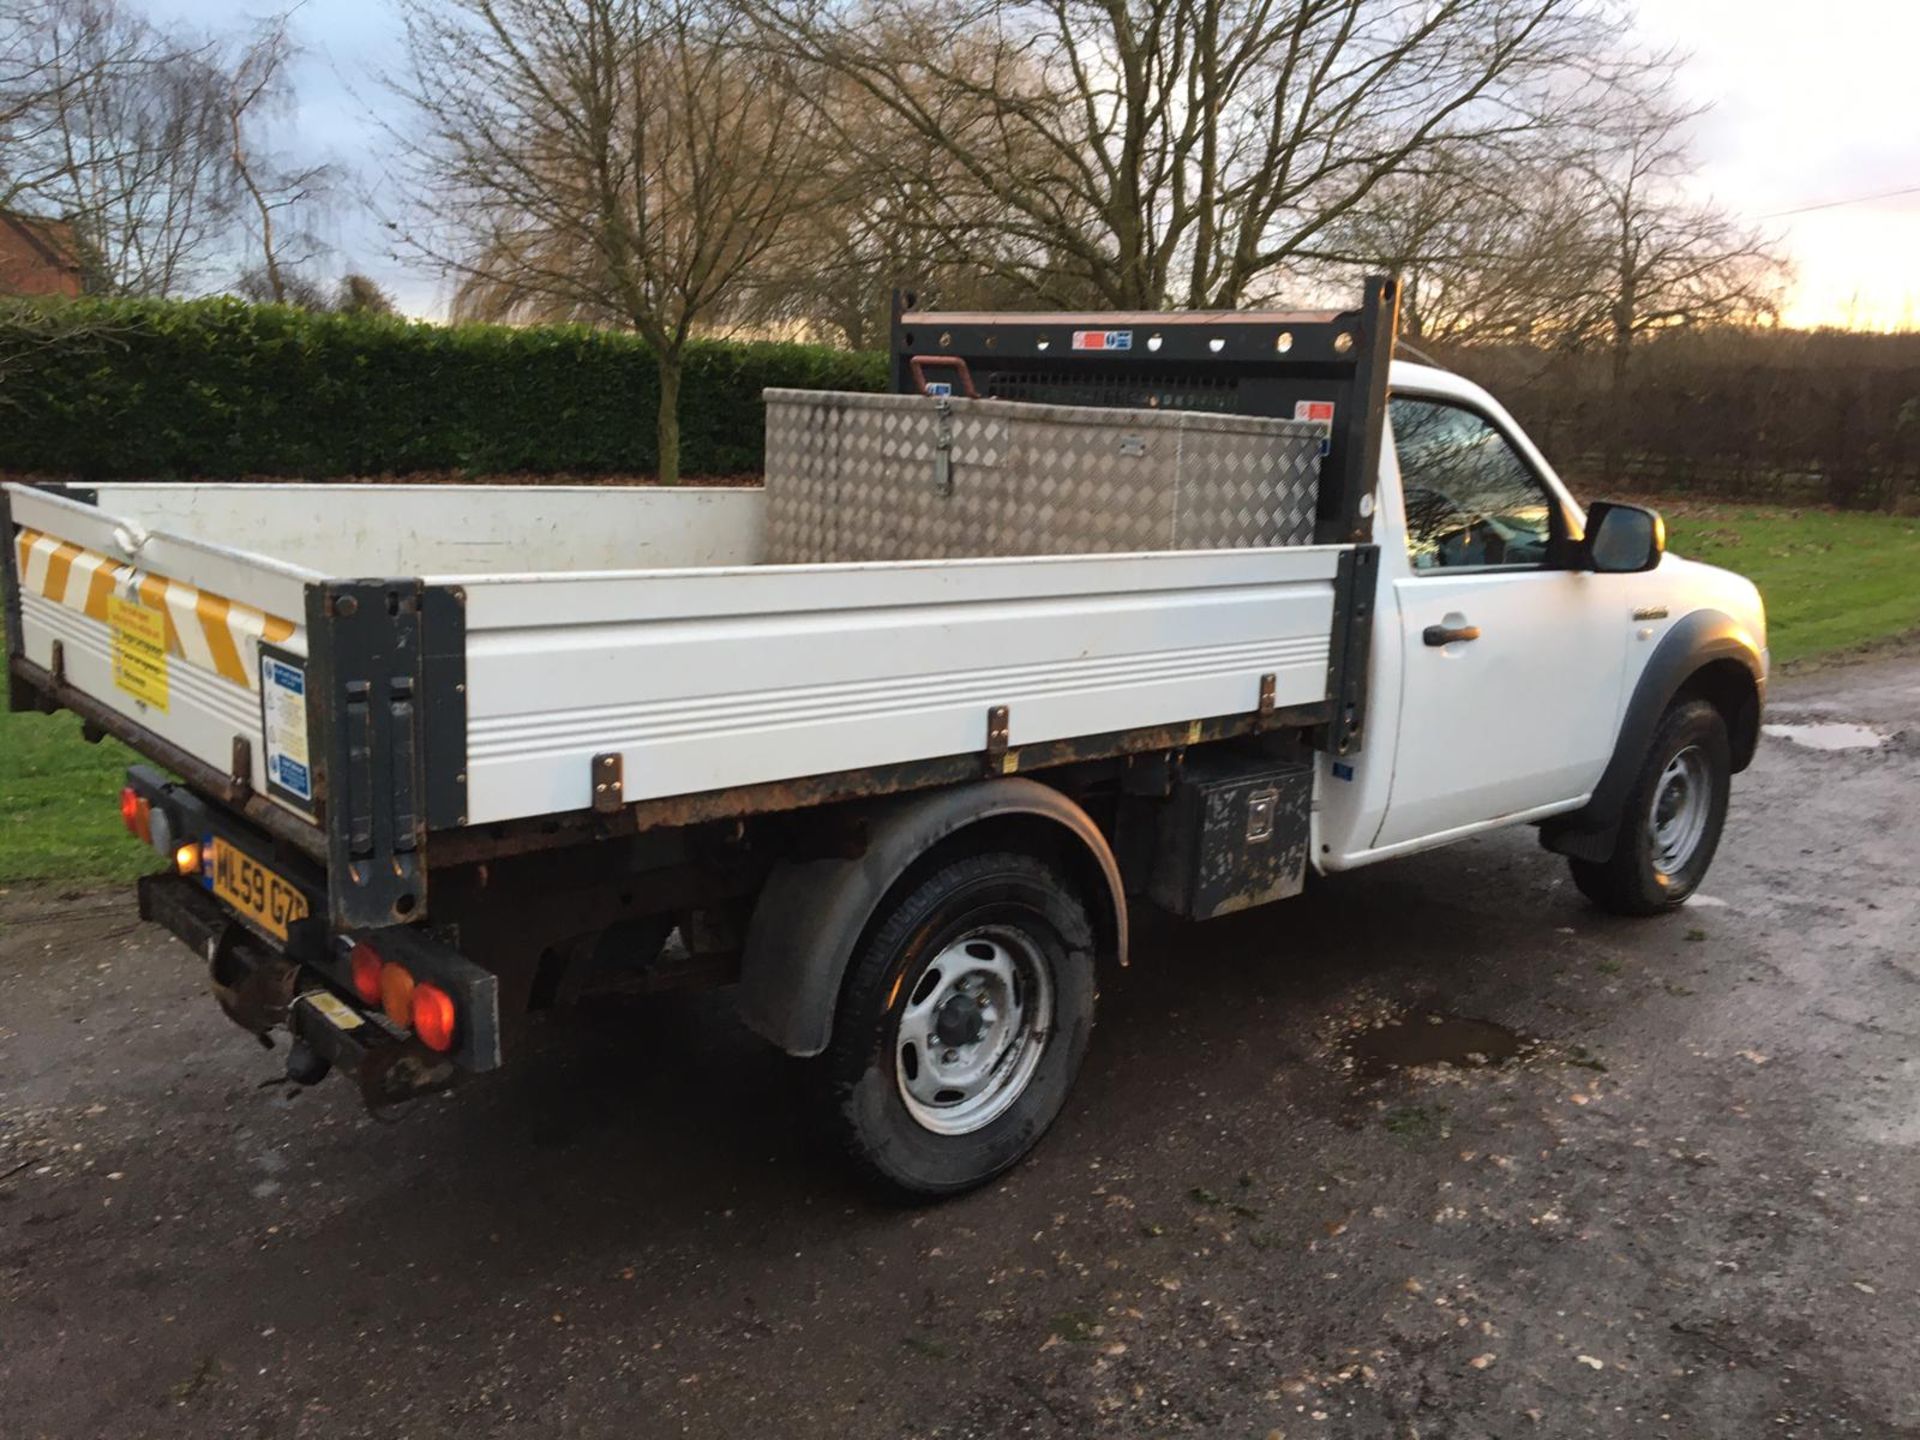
[8,479,1347,832]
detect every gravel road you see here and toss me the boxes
[2,655,1916,1439]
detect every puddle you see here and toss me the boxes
[1763,721,1886,751]
[1348,1014,1528,1079]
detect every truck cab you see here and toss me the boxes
[1321,360,1767,889]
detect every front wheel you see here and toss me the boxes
[1570,698,1731,915]
[820,851,1096,1198]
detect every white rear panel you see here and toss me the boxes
[453,547,1343,825]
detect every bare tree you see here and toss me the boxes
[757,0,1637,310]
[1,0,237,296]
[1315,73,1783,490]
[221,15,331,304]
[333,271,395,315]
[1569,97,1785,481]
[730,95,1085,346]
[392,0,837,482]
[233,260,329,307]
[1314,146,1607,344]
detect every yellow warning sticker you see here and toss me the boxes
[108,595,169,712]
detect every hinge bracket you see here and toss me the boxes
[985,704,1012,775]
[230,735,253,801]
[591,752,624,813]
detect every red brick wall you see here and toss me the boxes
[0,215,84,298]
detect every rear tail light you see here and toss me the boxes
[349,941,384,1004]
[378,962,416,1029]
[118,788,152,845]
[411,984,457,1052]
[343,940,459,1053]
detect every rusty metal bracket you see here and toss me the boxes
[985,705,1012,776]
[230,735,254,798]
[908,353,979,398]
[49,637,65,684]
[1256,672,1276,730]
[591,752,624,813]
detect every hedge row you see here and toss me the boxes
[0,299,887,479]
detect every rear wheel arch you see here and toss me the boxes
[737,779,1126,1058]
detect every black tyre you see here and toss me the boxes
[821,851,1097,1198]
[1570,699,1731,916]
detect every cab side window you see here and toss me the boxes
[1390,397,1556,571]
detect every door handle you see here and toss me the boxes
[1423,623,1481,647]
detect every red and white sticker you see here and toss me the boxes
[1294,400,1335,424]
[1072,329,1133,352]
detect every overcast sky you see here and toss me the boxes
[1638,0,1920,330]
[150,0,1920,329]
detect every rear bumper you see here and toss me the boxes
[138,872,462,1102]
[138,862,502,1108]
[128,762,501,1072]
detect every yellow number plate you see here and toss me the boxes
[210,839,309,941]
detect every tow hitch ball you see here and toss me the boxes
[284,1037,332,1086]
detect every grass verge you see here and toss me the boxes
[0,663,151,888]
[1660,501,1920,667]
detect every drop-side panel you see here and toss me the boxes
[7,483,319,809]
[452,547,1345,825]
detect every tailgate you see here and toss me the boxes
[4,481,322,822]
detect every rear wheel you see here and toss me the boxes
[820,851,1096,1198]
[1570,699,1731,915]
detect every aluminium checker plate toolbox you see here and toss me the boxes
[762,388,1326,564]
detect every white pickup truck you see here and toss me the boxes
[3,277,1767,1195]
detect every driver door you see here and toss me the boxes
[1374,395,1628,850]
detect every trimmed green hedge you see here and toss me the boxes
[0,298,886,479]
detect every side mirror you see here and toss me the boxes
[1581,501,1665,574]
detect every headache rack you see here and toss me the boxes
[888,274,1400,547]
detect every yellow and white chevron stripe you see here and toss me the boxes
[14,526,297,689]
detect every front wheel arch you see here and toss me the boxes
[1541,609,1763,862]
[1676,658,1762,773]
[1568,698,1732,914]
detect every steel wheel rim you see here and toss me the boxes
[1648,744,1711,877]
[894,926,1054,1136]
